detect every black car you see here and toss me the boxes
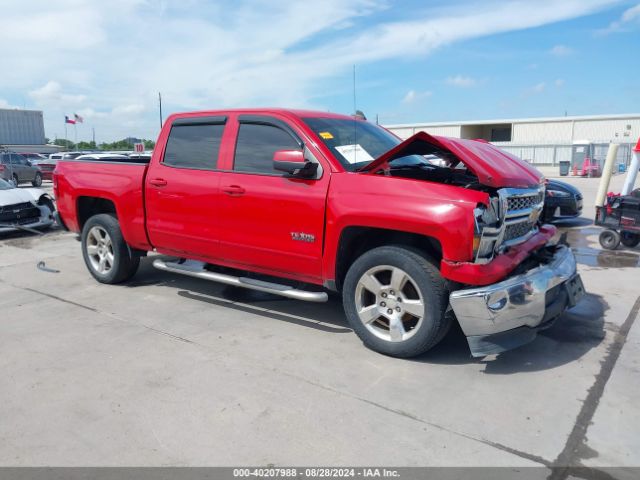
[542,179,583,222]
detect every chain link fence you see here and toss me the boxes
[494,142,635,169]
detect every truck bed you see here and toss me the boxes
[54,159,151,250]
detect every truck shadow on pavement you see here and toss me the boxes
[419,292,609,374]
[130,257,609,372]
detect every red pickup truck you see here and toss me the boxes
[54,109,585,358]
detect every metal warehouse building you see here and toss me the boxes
[385,113,640,167]
[0,108,59,154]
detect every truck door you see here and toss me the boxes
[144,116,227,260]
[217,115,329,283]
[10,154,26,181]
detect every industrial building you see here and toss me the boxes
[0,108,60,154]
[385,113,640,168]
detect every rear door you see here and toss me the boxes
[216,114,330,282]
[145,116,227,260]
[10,155,27,181]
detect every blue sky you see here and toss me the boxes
[0,0,639,142]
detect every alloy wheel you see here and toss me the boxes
[354,265,425,342]
[86,226,114,274]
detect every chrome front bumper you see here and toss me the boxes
[449,245,585,356]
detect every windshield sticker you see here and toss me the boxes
[319,131,334,140]
[334,144,374,164]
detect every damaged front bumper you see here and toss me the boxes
[449,244,585,357]
[0,205,55,233]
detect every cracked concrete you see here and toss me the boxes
[0,177,639,471]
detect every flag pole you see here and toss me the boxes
[64,118,67,150]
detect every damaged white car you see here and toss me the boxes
[0,178,55,234]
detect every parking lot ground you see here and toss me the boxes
[0,176,639,472]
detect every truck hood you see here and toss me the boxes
[357,131,543,189]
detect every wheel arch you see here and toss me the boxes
[76,196,117,231]
[333,226,443,291]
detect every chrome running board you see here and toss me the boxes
[152,258,328,303]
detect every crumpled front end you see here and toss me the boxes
[449,244,585,357]
[0,201,55,233]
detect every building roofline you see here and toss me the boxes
[384,113,640,128]
[0,108,43,114]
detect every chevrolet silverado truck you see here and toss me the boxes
[53,109,585,358]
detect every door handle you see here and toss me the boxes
[222,185,245,195]
[149,178,167,187]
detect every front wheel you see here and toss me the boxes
[621,232,640,248]
[81,214,140,284]
[342,246,450,358]
[599,229,620,250]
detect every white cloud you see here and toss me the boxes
[597,3,640,34]
[555,78,565,87]
[549,44,573,56]
[445,75,477,87]
[112,104,146,116]
[402,90,432,104]
[29,81,87,105]
[0,99,20,109]
[523,82,546,96]
[0,0,622,140]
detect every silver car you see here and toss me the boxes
[0,152,43,187]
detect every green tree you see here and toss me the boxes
[143,139,155,150]
[76,141,97,150]
[53,139,75,150]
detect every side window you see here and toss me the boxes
[163,123,225,170]
[10,154,21,165]
[233,123,300,174]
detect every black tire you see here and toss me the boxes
[342,245,450,358]
[32,172,42,187]
[599,229,620,250]
[81,214,140,284]
[12,174,19,186]
[621,232,640,248]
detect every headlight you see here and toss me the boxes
[547,189,570,197]
[472,203,501,262]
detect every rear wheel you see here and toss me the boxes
[621,232,640,248]
[342,246,450,358]
[81,214,140,284]
[32,172,42,187]
[599,229,620,250]
[12,174,19,186]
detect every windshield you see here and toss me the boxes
[303,117,426,171]
[0,178,15,190]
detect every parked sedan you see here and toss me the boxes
[542,179,583,222]
[0,152,44,187]
[0,178,55,233]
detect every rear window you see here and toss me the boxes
[163,123,225,170]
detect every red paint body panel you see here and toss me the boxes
[322,173,489,281]
[54,161,151,250]
[55,108,553,289]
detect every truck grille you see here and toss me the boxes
[504,221,536,241]
[0,202,41,225]
[500,188,544,246]
[507,192,544,211]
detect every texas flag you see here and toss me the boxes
[74,113,84,123]
[65,115,76,125]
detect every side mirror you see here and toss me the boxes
[273,150,318,178]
